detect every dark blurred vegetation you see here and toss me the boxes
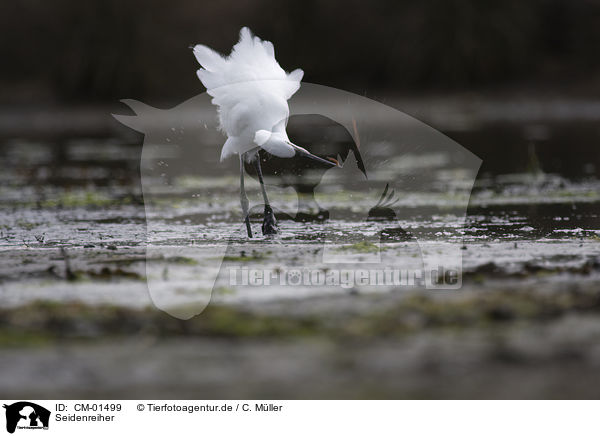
[2,0,600,104]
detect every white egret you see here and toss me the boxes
[192,27,337,237]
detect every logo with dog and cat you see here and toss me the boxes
[3,402,50,434]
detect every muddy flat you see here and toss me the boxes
[1,104,599,398]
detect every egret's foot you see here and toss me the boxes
[262,205,278,235]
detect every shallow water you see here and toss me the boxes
[0,128,598,311]
[1,104,600,398]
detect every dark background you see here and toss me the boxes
[1,1,600,401]
[2,0,600,105]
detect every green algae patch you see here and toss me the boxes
[41,191,114,208]
[165,256,199,265]
[335,241,383,254]
[3,285,600,346]
[0,301,322,343]
[0,329,54,347]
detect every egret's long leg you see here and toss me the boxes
[240,154,252,238]
[253,156,278,235]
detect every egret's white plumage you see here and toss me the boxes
[192,27,336,237]
[193,27,304,161]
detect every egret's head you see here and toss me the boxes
[254,130,338,167]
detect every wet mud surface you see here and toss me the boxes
[1,105,599,398]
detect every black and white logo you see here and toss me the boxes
[3,402,50,434]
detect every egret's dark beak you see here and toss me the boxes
[293,145,339,167]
